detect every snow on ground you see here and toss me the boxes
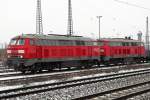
[0,85,23,91]
[0,69,14,71]
[0,68,101,81]
[118,68,150,73]
[0,65,150,92]
[100,63,150,70]
[0,80,57,91]
[71,72,115,80]
[71,67,150,80]
[0,72,115,91]
[0,72,20,75]
[0,67,7,69]
[0,63,150,81]
[0,66,121,81]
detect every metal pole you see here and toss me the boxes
[146,16,150,58]
[146,17,149,50]
[67,0,73,36]
[97,16,102,40]
[36,0,43,34]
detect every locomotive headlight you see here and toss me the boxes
[100,49,104,52]
[18,50,25,54]
[7,50,11,53]
[20,55,23,58]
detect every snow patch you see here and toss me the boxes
[118,68,150,73]
[71,72,115,80]
[0,72,20,75]
[0,80,57,91]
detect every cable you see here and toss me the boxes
[114,0,150,11]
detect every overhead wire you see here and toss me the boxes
[114,0,150,11]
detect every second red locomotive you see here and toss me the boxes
[99,38,145,65]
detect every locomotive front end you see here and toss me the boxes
[7,37,27,72]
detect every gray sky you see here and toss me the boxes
[1,0,150,43]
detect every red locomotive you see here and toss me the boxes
[7,34,100,73]
[7,34,146,73]
[99,38,146,65]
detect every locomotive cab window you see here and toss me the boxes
[17,39,25,45]
[9,38,25,45]
[9,39,17,45]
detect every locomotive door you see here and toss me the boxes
[36,46,42,58]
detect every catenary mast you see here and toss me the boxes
[36,0,43,34]
[67,0,73,36]
[146,17,149,52]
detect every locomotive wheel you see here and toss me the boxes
[31,70,35,74]
[30,64,37,74]
[38,69,42,73]
[67,67,71,70]
[84,62,91,69]
[31,69,37,74]
[106,64,110,67]
[104,62,110,67]
[48,64,54,72]
[21,70,26,74]
[81,60,92,69]
[96,61,100,67]
[48,67,53,72]
[59,63,62,70]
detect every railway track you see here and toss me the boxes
[0,65,125,78]
[0,72,21,78]
[0,63,150,87]
[0,66,15,73]
[0,68,150,99]
[128,91,150,100]
[74,80,150,100]
[0,63,149,77]
[0,68,15,73]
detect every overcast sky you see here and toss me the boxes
[1,0,150,43]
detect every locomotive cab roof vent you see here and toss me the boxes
[125,36,132,40]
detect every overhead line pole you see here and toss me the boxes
[67,0,73,36]
[114,0,150,11]
[97,16,102,40]
[146,17,149,53]
[36,0,43,34]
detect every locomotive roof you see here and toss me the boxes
[13,34,95,41]
[100,38,142,43]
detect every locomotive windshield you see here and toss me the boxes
[9,38,25,45]
[17,39,25,45]
[9,39,17,45]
